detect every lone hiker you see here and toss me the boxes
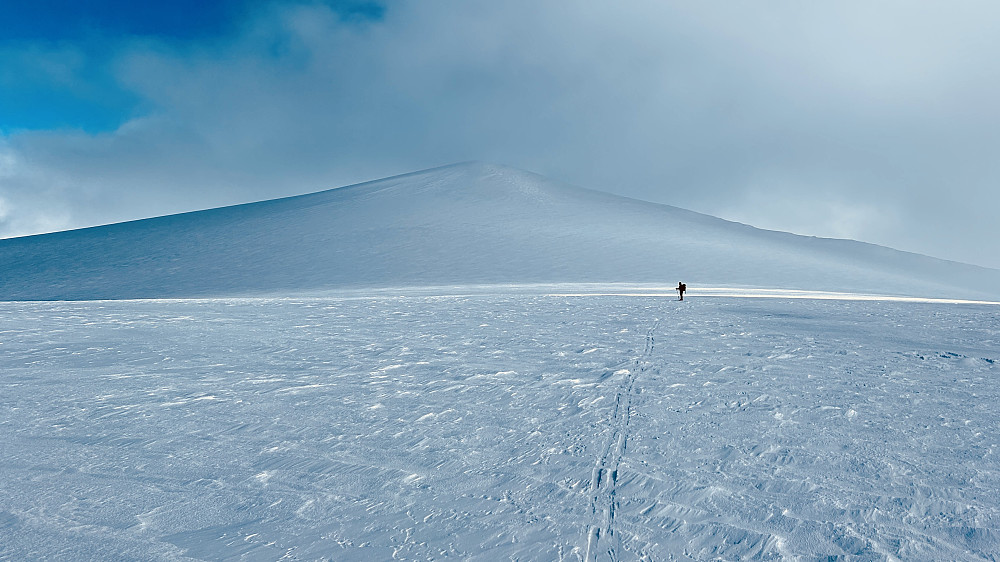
[676,281,687,301]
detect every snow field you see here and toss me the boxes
[1,294,998,560]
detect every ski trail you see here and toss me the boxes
[584,322,657,562]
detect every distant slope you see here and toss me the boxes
[2,162,999,301]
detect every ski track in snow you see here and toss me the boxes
[1,294,999,560]
[585,322,658,561]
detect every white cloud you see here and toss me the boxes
[716,177,897,244]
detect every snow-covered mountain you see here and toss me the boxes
[2,162,998,301]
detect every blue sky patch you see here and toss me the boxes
[0,0,385,132]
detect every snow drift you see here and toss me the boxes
[1,162,998,300]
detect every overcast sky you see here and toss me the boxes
[1,0,998,268]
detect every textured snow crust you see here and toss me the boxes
[2,162,999,301]
[2,292,998,560]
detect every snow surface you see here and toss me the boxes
[2,162,999,301]
[2,290,999,560]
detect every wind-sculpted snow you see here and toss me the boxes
[2,294,998,559]
[2,162,1000,301]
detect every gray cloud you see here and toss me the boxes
[2,0,999,268]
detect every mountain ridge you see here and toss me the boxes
[2,162,998,301]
